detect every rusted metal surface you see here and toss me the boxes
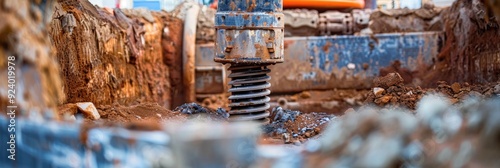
[270,32,443,93]
[214,0,285,64]
[197,32,443,94]
[283,9,319,36]
[282,9,371,36]
[195,43,226,95]
[318,11,361,35]
[214,0,285,122]
[195,67,225,94]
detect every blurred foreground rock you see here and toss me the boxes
[0,0,64,119]
[305,95,500,167]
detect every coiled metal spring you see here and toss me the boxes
[227,65,272,123]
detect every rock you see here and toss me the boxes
[293,140,302,146]
[344,108,356,114]
[344,98,357,106]
[270,106,301,122]
[451,83,461,94]
[283,133,291,144]
[76,102,100,120]
[175,103,209,114]
[494,84,500,95]
[376,95,393,105]
[216,108,230,118]
[373,73,404,89]
[373,87,385,97]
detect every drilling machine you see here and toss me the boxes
[214,0,284,123]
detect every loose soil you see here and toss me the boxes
[365,73,500,110]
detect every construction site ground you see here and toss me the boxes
[2,0,500,167]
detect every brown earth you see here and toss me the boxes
[365,72,499,110]
[270,89,368,115]
[0,0,64,119]
[424,0,500,85]
[49,0,185,109]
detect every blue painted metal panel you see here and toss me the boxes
[196,32,443,93]
[214,0,285,64]
[133,0,161,11]
[0,117,170,167]
[303,32,440,75]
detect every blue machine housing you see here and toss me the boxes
[214,0,285,64]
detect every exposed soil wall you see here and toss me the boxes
[49,0,184,108]
[0,0,64,118]
[426,0,500,85]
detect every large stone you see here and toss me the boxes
[76,102,100,120]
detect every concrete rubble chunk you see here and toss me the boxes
[76,102,100,120]
[373,87,385,97]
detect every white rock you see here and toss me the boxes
[373,87,385,97]
[76,102,100,120]
[347,63,356,70]
[494,84,500,94]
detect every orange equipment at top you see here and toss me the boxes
[283,0,365,9]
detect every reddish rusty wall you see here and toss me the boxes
[49,0,183,108]
[428,0,500,84]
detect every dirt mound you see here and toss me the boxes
[365,73,425,109]
[365,73,499,110]
[305,96,500,167]
[263,107,332,144]
[98,103,185,123]
[425,0,500,85]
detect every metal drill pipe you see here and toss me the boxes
[214,0,284,123]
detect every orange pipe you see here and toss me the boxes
[283,0,365,9]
